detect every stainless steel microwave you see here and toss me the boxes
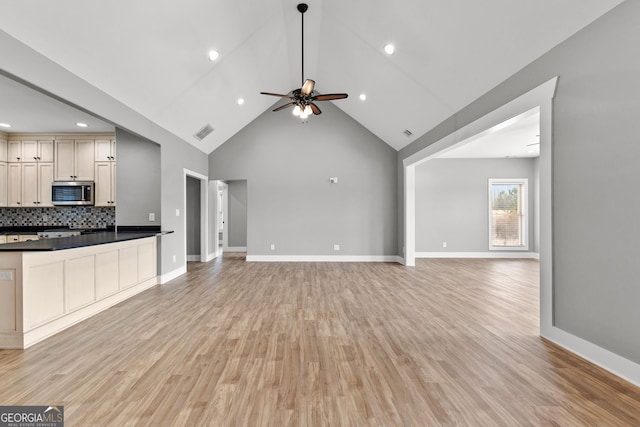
[51,181,95,206]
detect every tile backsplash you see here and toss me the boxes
[0,207,115,229]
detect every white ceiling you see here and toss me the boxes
[438,107,540,159]
[0,0,624,153]
[0,74,114,134]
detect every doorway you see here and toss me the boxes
[403,77,556,337]
[184,169,209,269]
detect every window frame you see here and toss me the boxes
[488,178,529,251]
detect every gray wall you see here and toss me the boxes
[115,128,161,226]
[398,1,640,363]
[415,158,536,253]
[209,101,397,257]
[1,30,209,277]
[186,176,201,256]
[227,180,247,248]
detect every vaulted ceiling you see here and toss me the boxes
[0,0,624,153]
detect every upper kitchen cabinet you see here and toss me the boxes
[7,139,53,162]
[54,139,94,181]
[21,140,54,162]
[0,162,7,206]
[95,139,116,161]
[0,138,7,162]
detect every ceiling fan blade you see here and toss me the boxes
[301,79,315,95]
[309,103,322,115]
[272,102,295,112]
[261,92,292,98]
[313,93,349,101]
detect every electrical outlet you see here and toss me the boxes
[270,244,275,251]
[172,255,176,262]
[149,213,155,222]
[442,242,447,248]
[334,244,340,251]
[175,209,180,217]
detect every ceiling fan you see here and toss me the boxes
[260,3,348,119]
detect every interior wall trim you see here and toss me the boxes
[246,255,403,263]
[545,327,640,388]
[160,266,186,284]
[416,252,540,259]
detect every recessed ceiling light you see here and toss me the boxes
[384,43,395,55]
[0,123,11,128]
[208,50,220,61]
[76,122,88,128]
[236,98,245,105]
[359,94,367,101]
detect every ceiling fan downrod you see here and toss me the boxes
[298,3,308,87]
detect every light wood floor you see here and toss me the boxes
[2,254,640,426]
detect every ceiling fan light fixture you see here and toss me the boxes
[260,3,348,120]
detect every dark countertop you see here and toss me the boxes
[0,231,172,252]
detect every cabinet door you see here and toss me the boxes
[22,163,39,206]
[0,139,7,162]
[22,141,38,162]
[38,163,54,207]
[75,140,95,181]
[54,140,75,180]
[8,141,21,162]
[94,162,112,206]
[0,162,6,207]
[95,140,112,161]
[111,161,116,205]
[7,163,21,206]
[38,140,54,162]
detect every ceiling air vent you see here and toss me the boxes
[194,123,214,141]
[403,129,413,137]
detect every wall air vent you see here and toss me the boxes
[194,123,215,141]
[403,129,413,137]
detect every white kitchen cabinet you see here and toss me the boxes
[0,139,7,162]
[94,161,116,206]
[7,163,21,207]
[21,162,54,207]
[8,141,21,162]
[21,140,54,162]
[95,139,116,161]
[0,162,7,207]
[54,139,94,181]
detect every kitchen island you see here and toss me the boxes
[0,231,164,349]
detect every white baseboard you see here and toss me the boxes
[246,255,402,263]
[544,326,640,388]
[416,251,539,259]
[160,266,187,284]
[225,246,247,252]
[205,251,218,262]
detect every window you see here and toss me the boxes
[488,179,528,250]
